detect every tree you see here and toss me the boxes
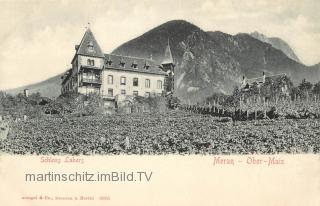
[166,95,180,109]
[43,100,63,115]
[260,77,273,102]
[84,93,104,115]
[205,92,226,105]
[223,86,242,124]
[298,79,313,100]
[280,75,293,89]
[56,92,86,114]
[312,81,320,101]
[225,86,241,111]
[290,87,301,101]
[249,82,260,102]
[28,92,42,105]
[270,75,293,101]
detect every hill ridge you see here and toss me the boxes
[4,20,320,102]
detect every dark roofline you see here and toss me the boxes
[77,28,104,57]
[104,53,156,63]
[104,66,166,76]
[70,29,90,64]
[71,28,104,63]
[104,53,166,75]
[246,73,286,81]
[245,73,287,86]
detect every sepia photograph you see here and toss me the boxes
[0,0,319,156]
[0,1,320,206]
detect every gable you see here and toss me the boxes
[76,29,104,58]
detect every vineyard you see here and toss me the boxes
[1,76,320,155]
[1,111,319,155]
[180,99,320,120]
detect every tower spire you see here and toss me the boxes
[161,38,174,65]
[75,25,104,58]
[161,38,175,95]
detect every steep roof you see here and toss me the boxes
[246,77,264,85]
[75,28,104,58]
[104,54,166,75]
[161,39,174,65]
[246,73,286,85]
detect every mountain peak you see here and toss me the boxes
[249,31,301,63]
[8,20,319,101]
[250,31,268,40]
[144,19,202,38]
[158,19,199,27]
[112,19,202,63]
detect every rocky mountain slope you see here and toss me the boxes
[113,20,320,102]
[5,20,320,102]
[250,31,301,63]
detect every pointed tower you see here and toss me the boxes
[75,27,104,58]
[161,39,175,94]
[68,25,105,96]
[161,39,174,67]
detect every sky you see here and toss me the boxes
[0,0,320,90]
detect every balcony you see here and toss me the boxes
[101,95,115,101]
[80,65,102,70]
[81,77,102,84]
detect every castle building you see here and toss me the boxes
[61,27,175,100]
[241,72,289,96]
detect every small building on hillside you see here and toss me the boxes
[23,89,29,97]
[61,26,175,103]
[241,72,289,96]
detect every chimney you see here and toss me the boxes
[262,71,266,83]
[75,45,79,51]
[242,76,246,86]
[24,89,29,97]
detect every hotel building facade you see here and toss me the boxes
[61,28,175,100]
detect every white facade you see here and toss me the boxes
[78,55,104,69]
[61,28,174,100]
[101,69,165,98]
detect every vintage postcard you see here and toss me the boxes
[0,0,319,205]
